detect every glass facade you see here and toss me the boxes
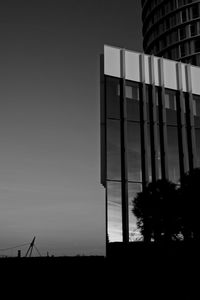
[105,77,143,242]
[103,74,200,242]
[142,0,200,66]
[102,45,200,247]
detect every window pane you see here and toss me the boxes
[106,120,121,180]
[107,181,122,242]
[192,4,199,19]
[167,126,180,182]
[179,27,186,40]
[126,82,140,122]
[128,183,142,241]
[190,23,197,37]
[181,9,187,22]
[165,90,177,126]
[195,38,200,52]
[106,77,120,119]
[193,95,200,128]
[127,122,142,182]
[126,98,140,122]
[180,43,186,57]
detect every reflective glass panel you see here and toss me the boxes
[106,77,120,119]
[167,126,180,183]
[106,119,121,181]
[193,95,200,128]
[126,82,140,122]
[165,90,177,126]
[107,181,122,242]
[127,122,142,182]
[128,183,142,241]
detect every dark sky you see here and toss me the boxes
[0,0,142,256]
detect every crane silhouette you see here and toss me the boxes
[25,237,41,257]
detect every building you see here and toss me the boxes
[101,45,200,243]
[142,0,200,66]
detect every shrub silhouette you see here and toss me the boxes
[132,179,180,243]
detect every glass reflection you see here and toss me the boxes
[127,122,142,182]
[128,183,142,241]
[127,98,140,122]
[107,181,122,242]
[106,119,121,181]
[104,77,200,244]
[165,90,177,126]
[126,82,140,122]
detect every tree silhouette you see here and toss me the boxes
[179,168,200,242]
[132,180,180,243]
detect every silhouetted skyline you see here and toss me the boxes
[0,0,142,256]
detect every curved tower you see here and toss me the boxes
[142,0,200,65]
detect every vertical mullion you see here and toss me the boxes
[139,54,149,190]
[186,64,197,170]
[176,62,189,181]
[100,55,106,187]
[158,57,169,180]
[120,49,129,243]
[149,55,159,182]
[104,74,108,252]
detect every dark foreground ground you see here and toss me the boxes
[0,242,199,294]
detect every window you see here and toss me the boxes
[180,43,186,56]
[129,183,142,241]
[165,18,170,30]
[178,0,183,6]
[167,126,180,182]
[159,22,164,34]
[106,77,120,119]
[162,37,167,48]
[173,30,179,41]
[168,51,172,59]
[107,181,122,242]
[181,9,187,23]
[165,90,177,126]
[171,47,179,60]
[190,23,197,37]
[170,0,176,10]
[195,39,200,52]
[161,6,165,16]
[192,56,197,65]
[179,27,186,40]
[192,4,199,19]
[127,123,142,182]
[155,42,160,52]
[126,83,140,122]
[106,120,121,181]
[170,15,177,27]
[193,95,200,128]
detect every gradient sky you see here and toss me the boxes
[0,0,142,256]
